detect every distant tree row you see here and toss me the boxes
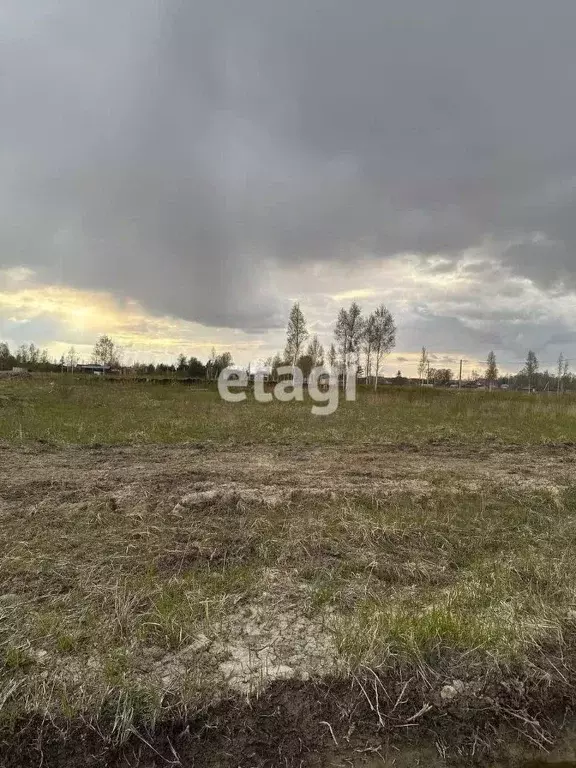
[510,349,572,392]
[0,342,55,371]
[479,348,572,392]
[133,349,233,379]
[175,353,207,378]
[93,336,230,378]
[0,335,231,379]
[2,326,573,394]
[414,347,573,391]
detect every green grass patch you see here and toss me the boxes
[2,375,576,445]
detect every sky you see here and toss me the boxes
[2,0,576,377]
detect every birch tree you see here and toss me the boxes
[525,350,539,392]
[284,302,309,367]
[306,334,324,367]
[418,347,429,385]
[362,313,377,384]
[557,353,565,394]
[372,305,396,390]
[334,302,364,386]
[92,335,120,367]
[485,351,498,389]
[66,346,79,372]
[327,343,337,370]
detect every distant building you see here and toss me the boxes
[77,364,111,375]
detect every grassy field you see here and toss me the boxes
[2,376,576,766]
[1,374,576,445]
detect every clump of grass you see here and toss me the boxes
[3,645,34,671]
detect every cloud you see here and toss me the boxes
[0,269,271,364]
[2,0,576,355]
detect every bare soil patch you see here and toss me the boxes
[1,439,574,506]
[3,440,576,766]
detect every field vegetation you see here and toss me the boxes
[2,376,576,765]
[1,375,576,446]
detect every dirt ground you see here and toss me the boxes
[3,439,576,767]
[2,438,575,504]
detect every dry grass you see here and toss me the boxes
[2,377,576,764]
[2,470,576,761]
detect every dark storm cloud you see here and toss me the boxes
[2,0,576,330]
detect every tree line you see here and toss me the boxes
[415,346,573,392]
[1,316,574,393]
[0,342,56,372]
[0,336,235,379]
[93,338,235,379]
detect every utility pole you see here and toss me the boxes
[427,361,430,385]
[458,359,463,389]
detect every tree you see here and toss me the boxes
[334,302,364,386]
[0,342,12,370]
[432,368,453,386]
[334,308,349,374]
[269,353,284,380]
[28,343,39,366]
[557,353,565,395]
[15,344,29,365]
[525,350,539,392]
[92,335,120,367]
[327,343,337,370]
[209,351,234,379]
[205,349,232,380]
[176,354,187,372]
[564,359,570,390]
[297,354,314,379]
[285,302,309,366]
[371,305,396,390]
[485,351,498,389]
[220,351,233,369]
[555,354,570,394]
[186,356,206,378]
[362,313,377,384]
[66,346,79,371]
[206,351,216,380]
[418,347,429,385]
[306,334,324,367]
[395,370,407,385]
